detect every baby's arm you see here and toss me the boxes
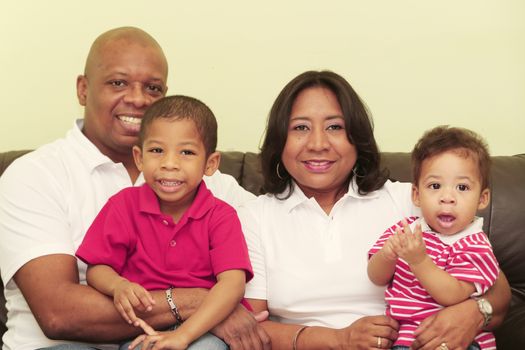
[130,269,246,350]
[367,237,398,286]
[396,223,475,306]
[86,264,155,325]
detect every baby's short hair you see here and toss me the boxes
[138,95,217,155]
[412,125,491,190]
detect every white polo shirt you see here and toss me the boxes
[239,179,419,328]
[0,119,254,350]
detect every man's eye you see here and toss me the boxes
[147,84,164,94]
[109,80,126,87]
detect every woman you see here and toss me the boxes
[238,70,510,349]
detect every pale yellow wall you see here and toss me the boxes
[1,1,524,155]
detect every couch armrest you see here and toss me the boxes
[495,293,525,349]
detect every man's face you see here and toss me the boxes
[77,39,168,160]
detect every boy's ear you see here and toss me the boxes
[478,188,491,210]
[204,152,221,176]
[411,184,421,207]
[76,75,88,106]
[132,145,144,172]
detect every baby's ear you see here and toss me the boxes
[478,188,490,210]
[204,152,221,176]
[411,184,421,207]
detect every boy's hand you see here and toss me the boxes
[113,279,155,326]
[391,221,427,265]
[129,319,189,350]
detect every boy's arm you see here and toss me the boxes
[87,264,155,325]
[86,264,126,297]
[172,269,246,345]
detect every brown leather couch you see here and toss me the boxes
[1,150,524,349]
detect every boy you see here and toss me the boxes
[76,95,253,349]
[367,126,499,350]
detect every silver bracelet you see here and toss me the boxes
[165,287,184,324]
[292,326,309,350]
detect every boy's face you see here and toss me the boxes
[132,117,219,218]
[412,150,490,236]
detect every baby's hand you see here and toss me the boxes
[113,279,155,326]
[393,221,427,265]
[381,236,398,261]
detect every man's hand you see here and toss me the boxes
[211,305,271,350]
[411,299,479,350]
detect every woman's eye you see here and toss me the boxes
[327,124,343,130]
[292,125,309,131]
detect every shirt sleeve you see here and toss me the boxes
[237,197,267,300]
[75,195,134,274]
[204,170,256,210]
[0,156,75,285]
[208,201,253,282]
[446,232,499,296]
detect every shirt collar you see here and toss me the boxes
[417,216,484,245]
[138,181,214,220]
[282,177,380,212]
[69,119,119,171]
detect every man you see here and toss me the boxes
[0,27,269,350]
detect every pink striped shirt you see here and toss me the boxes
[369,216,498,349]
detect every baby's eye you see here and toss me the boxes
[457,184,469,191]
[429,183,440,190]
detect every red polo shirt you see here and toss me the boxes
[76,181,253,290]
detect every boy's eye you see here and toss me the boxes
[181,150,195,156]
[429,183,440,190]
[149,148,163,153]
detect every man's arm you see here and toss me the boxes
[14,254,176,342]
[412,271,511,349]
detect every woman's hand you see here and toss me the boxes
[411,299,479,350]
[333,315,398,349]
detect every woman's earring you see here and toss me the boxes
[352,164,364,178]
[276,162,285,180]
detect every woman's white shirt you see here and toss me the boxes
[238,179,419,328]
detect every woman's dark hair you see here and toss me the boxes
[260,70,388,197]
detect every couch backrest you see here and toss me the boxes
[1,150,525,347]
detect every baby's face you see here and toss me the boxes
[412,150,490,236]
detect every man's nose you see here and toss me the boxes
[123,84,152,108]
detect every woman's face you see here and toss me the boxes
[282,86,357,200]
